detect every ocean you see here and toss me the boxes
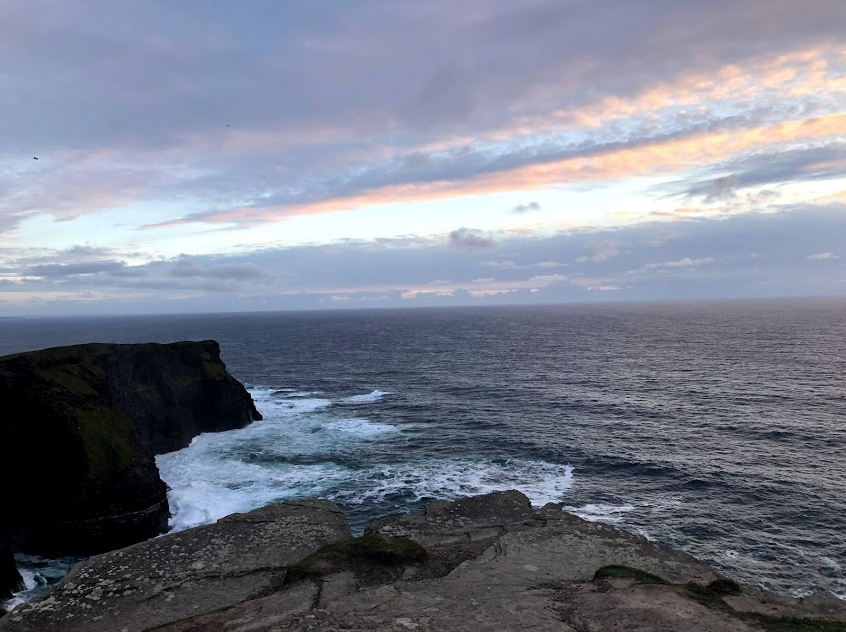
[2,299,844,606]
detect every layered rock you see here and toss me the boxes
[0,341,261,556]
[3,492,845,632]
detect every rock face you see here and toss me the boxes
[0,500,351,632]
[0,341,261,557]
[3,491,845,632]
[0,545,23,601]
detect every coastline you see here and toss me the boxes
[3,491,845,631]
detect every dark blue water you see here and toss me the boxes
[1,299,844,601]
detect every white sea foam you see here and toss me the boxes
[564,503,635,523]
[325,418,400,436]
[158,384,571,536]
[158,428,573,532]
[327,459,574,508]
[342,390,391,403]
[821,556,842,571]
[162,461,351,531]
[4,554,78,611]
[634,527,656,541]
[644,497,682,513]
[252,395,332,417]
[2,568,40,611]
[156,397,404,530]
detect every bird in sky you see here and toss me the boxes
[33,157,38,160]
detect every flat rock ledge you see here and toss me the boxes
[0,500,350,632]
[3,491,845,632]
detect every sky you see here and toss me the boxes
[0,0,844,315]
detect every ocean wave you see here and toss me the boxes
[158,438,574,534]
[564,503,635,523]
[325,418,399,436]
[327,458,574,509]
[4,554,80,612]
[249,388,332,416]
[342,390,391,403]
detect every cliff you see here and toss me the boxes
[2,492,844,632]
[0,546,22,602]
[0,341,261,557]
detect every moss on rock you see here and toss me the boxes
[593,565,669,585]
[286,533,427,583]
[749,616,846,632]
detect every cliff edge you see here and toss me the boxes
[2,492,844,632]
[0,340,261,557]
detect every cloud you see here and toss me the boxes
[1,2,844,235]
[639,257,717,271]
[528,273,567,285]
[576,240,623,262]
[1,205,845,314]
[666,145,846,204]
[1,1,845,312]
[511,201,541,214]
[168,260,270,280]
[693,175,741,202]
[807,252,839,260]
[479,259,567,270]
[27,260,144,278]
[448,227,497,250]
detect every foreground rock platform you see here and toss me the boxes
[0,500,350,632]
[3,491,845,632]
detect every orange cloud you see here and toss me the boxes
[148,110,846,229]
[417,47,846,153]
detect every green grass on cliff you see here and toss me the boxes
[684,580,846,631]
[39,365,99,396]
[750,617,846,632]
[74,406,140,478]
[593,565,669,585]
[684,578,742,609]
[286,533,427,583]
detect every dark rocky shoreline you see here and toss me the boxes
[3,491,845,631]
[0,341,261,586]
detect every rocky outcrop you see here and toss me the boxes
[0,545,23,602]
[0,500,351,632]
[3,492,845,632]
[0,341,261,557]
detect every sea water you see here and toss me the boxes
[2,299,844,607]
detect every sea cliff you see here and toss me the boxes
[1,491,844,632]
[0,341,261,559]
[0,546,22,603]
